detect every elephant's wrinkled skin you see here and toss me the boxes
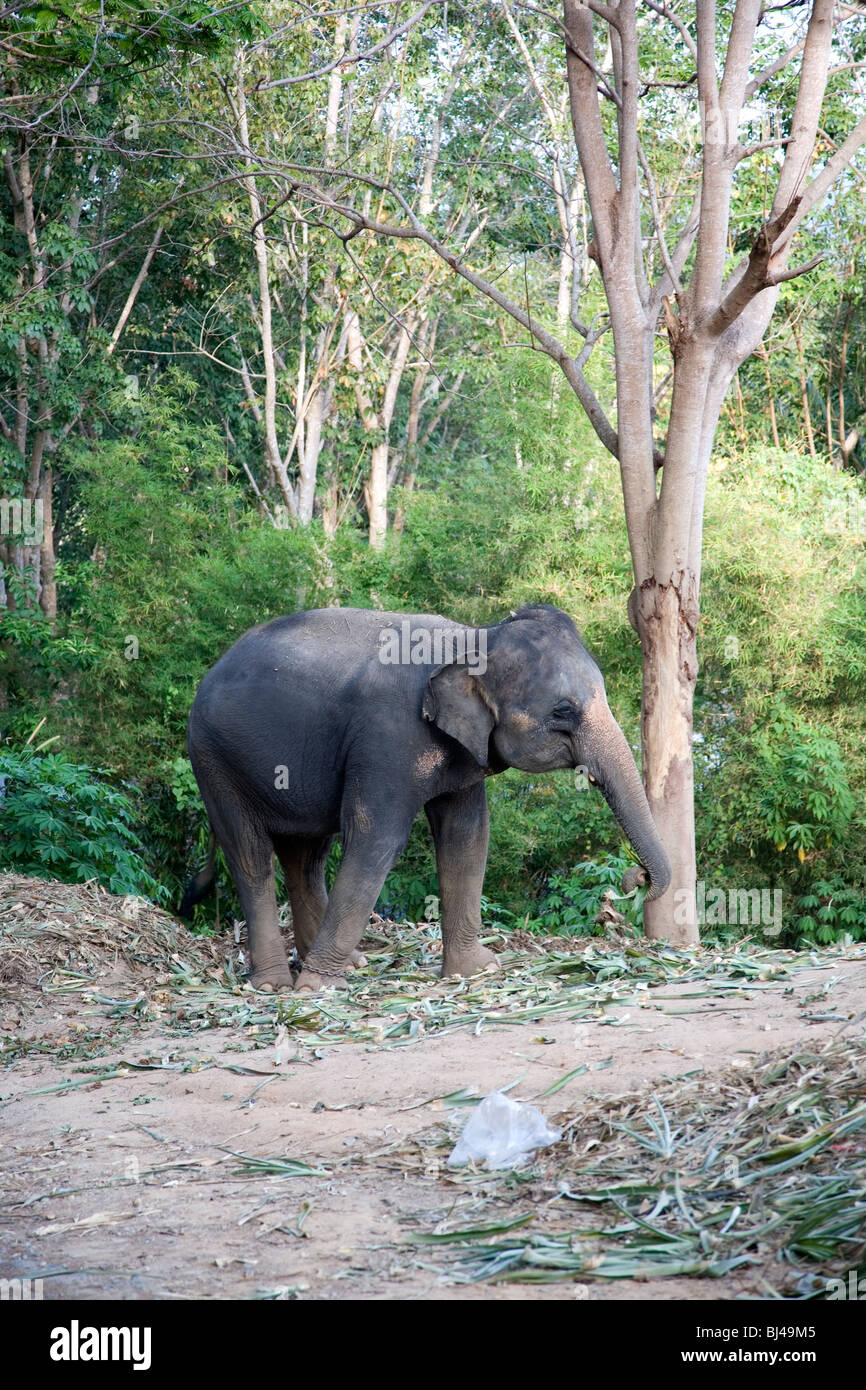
[182,605,670,991]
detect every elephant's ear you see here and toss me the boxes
[422,664,498,766]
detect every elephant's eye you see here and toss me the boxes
[551,700,579,726]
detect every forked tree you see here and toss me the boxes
[284,0,866,942]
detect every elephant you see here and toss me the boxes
[181,604,670,992]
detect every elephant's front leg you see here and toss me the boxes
[295,800,415,992]
[425,783,498,979]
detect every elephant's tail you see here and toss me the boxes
[178,832,216,919]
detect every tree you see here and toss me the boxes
[197,4,486,546]
[0,1,250,628]
[278,0,866,942]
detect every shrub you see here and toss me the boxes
[793,877,866,946]
[700,700,855,882]
[528,853,645,935]
[0,738,165,901]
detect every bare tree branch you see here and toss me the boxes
[563,0,618,263]
[637,136,680,295]
[778,111,866,250]
[418,367,466,448]
[650,186,702,318]
[704,199,801,335]
[642,0,698,59]
[585,1,622,28]
[322,164,623,456]
[743,35,807,100]
[735,136,790,162]
[695,0,721,112]
[766,252,824,285]
[617,0,642,277]
[107,224,164,355]
[719,0,762,115]
[257,1,436,90]
[772,0,837,216]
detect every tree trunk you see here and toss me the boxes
[636,578,699,942]
[347,309,413,548]
[392,317,432,533]
[838,300,852,465]
[298,382,326,524]
[321,461,339,538]
[756,342,779,446]
[292,25,347,524]
[792,315,817,459]
[826,300,841,465]
[38,463,57,623]
[632,331,715,945]
[234,52,296,515]
[364,443,389,549]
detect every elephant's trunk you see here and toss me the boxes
[580,696,671,902]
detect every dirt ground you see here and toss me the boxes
[1,875,865,1301]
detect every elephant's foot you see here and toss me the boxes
[441,943,499,980]
[294,967,348,993]
[250,961,294,993]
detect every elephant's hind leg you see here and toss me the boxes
[226,843,292,992]
[195,786,291,992]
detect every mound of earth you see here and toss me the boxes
[0,872,219,999]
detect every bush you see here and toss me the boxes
[0,739,165,901]
[700,699,855,884]
[793,877,866,946]
[528,853,645,935]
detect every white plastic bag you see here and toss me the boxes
[447,1090,561,1170]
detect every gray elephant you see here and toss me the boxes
[181,604,670,991]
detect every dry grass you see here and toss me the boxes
[0,872,218,999]
[390,1035,866,1296]
[2,869,862,1049]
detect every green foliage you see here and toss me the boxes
[0,742,165,901]
[376,841,437,924]
[377,770,627,926]
[793,877,866,946]
[702,700,854,867]
[688,443,866,938]
[56,376,326,775]
[5,1,255,67]
[484,769,623,915]
[748,708,854,857]
[528,854,644,936]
